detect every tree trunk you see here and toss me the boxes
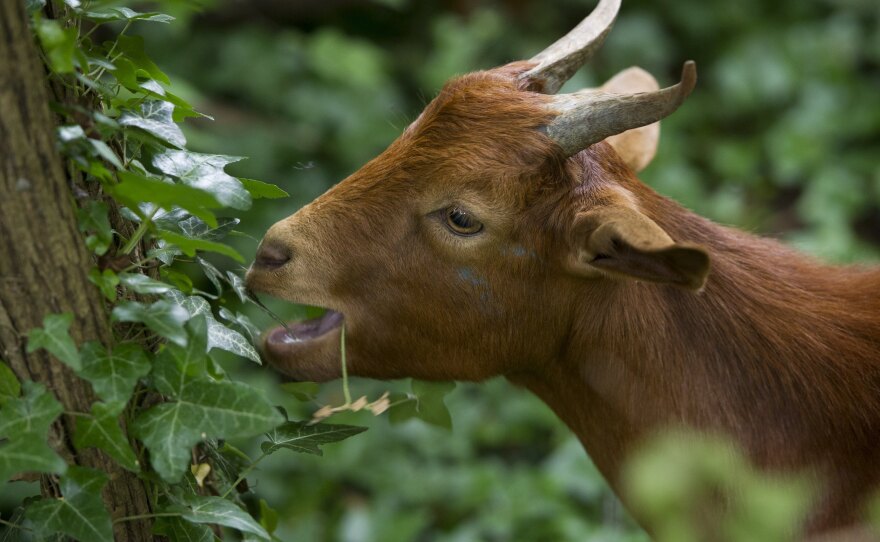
[0,2,153,540]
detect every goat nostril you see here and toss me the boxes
[255,243,291,269]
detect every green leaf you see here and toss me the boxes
[76,201,113,256]
[259,499,279,535]
[153,516,214,542]
[261,421,367,456]
[170,495,270,540]
[239,178,289,199]
[74,402,139,471]
[197,257,225,295]
[178,216,239,242]
[166,292,261,363]
[0,362,21,405]
[115,35,170,84]
[27,313,81,371]
[133,380,283,482]
[152,150,252,210]
[225,272,249,303]
[218,308,262,345]
[118,272,173,295]
[0,436,67,483]
[35,19,77,74]
[84,7,175,23]
[88,268,119,301]
[119,100,186,148]
[78,342,151,406]
[410,380,455,429]
[150,316,209,398]
[26,467,113,542]
[112,300,189,347]
[0,382,63,438]
[158,231,245,263]
[109,170,220,228]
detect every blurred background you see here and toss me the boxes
[11,0,880,540]
[146,0,879,540]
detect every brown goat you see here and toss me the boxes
[246,0,880,537]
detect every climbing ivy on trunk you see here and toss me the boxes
[0,1,376,540]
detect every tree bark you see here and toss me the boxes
[0,2,153,540]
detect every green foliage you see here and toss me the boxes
[261,421,368,456]
[26,467,114,542]
[0,382,66,483]
[2,3,382,538]
[624,431,813,542]
[27,313,81,371]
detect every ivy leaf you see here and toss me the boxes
[88,268,119,301]
[73,402,139,471]
[0,361,21,405]
[76,201,113,255]
[78,342,151,407]
[239,178,289,199]
[0,382,63,438]
[110,171,220,228]
[0,436,67,483]
[35,19,77,74]
[197,257,225,295]
[133,380,283,482]
[158,231,245,263]
[411,380,455,429]
[118,273,173,295]
[225,271,249,303]
[261,421,367,456]
[26,466,113,542]
[153,516,214,542]
[112,300,189,347]
[83,7,175,23]
[27,313,81,371]
[218,308,262,345]
[115,35,169,84]
[119,100,186,148]
[150,316,209,397]
[178,216,239,242]
[168,495,270,541]
[153,150,252,210]
[166,292,261,363]
[388,380,456,429]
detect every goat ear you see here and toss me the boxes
[567,206,710,290]
[600,67,661,172]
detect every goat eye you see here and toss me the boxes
[445,206,483,236]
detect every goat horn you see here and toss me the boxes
[544,61,697,157]
[519,0,621,94]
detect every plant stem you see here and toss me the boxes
[121,207,158,255]
[340,323,352,405]
[220,451,269,499]
[0,518,31,531]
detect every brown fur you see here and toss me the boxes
[246,63,880,538]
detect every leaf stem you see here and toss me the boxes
[121,206,159,255]
[340,323,352,405]
[220,451,269,499]
[0,518,31,531]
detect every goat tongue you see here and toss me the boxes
[269,310,344,344]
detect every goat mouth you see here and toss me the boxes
[266,310,344,347]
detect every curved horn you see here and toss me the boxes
[544,61,697,157]
[519,0,621,94]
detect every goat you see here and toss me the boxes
[246,0,880,537]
